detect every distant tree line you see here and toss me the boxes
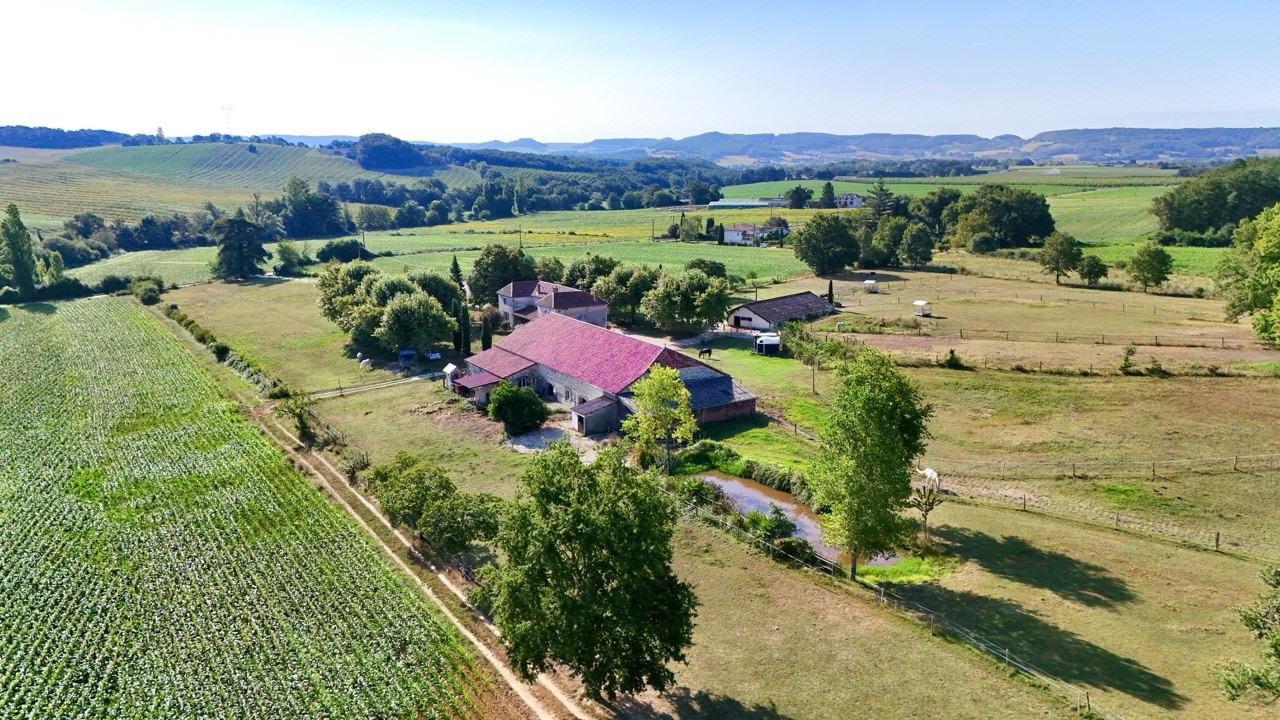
[1151,158,1280,245]
[0,125,129,149]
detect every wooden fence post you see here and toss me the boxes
[1215,531,1221,550]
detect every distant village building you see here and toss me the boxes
[835,192,865,208]
[727,291,836,331]
[445,313,756,434]
[723,223,759,246]
[496,280,608,328]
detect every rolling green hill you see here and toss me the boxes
[67,143,391,188]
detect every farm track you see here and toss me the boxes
[254,406,594,720]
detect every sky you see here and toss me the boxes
[5,0,1280,143]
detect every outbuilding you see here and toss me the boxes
[754,333,781,356]
[912,300,933,317]
[863,279,879,293]
[727,291,836,331]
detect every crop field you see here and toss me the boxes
[67,143,391,189]
[1047,186,1168,246]
[0,297,487,719]
[720,178,1086,198]
[68,246,221,286]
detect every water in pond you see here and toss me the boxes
[698,471,900,567]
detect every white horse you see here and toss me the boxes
[916,467,940,491]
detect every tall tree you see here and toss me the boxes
[897,221,935,268]
[449,254,465,289]
[1038,231,1084,284]
[487,442,697,701]
[467,244,537,301]
[373,292,455,352]
[809,348,932,578]
[1128,243,1174,292]
[0,205,37,297]
[818,181,838,209]
[535,255,565,283]
[1077,255,1109,287]
[592,264,660,324]
[621,365,696,473]
[792,212,859,275]
[639,270,733,335]
[211,214,270,281]
[1221,566,1280,702]
[785,185,814,209]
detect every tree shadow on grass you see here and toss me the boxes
[0,307,8,323]
[896,585,1188,710]
[239,276,292,288]
[615,686,793,720]
[20,302,57,314]
[932,524,1134,608]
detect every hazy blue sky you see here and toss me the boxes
[7,0,1280,141]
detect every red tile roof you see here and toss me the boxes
[492,313,665,394]
[467,347,535,378]
[536,290,603,310]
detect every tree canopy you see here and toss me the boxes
[1219,202,1280,341]
[0,204,37,297]
[792,212,859,275]
[1220,566,1280,702]
[1038,231,1084,284]
[211,215,270,281]
[621,365,696,472]
[639,270,733,335]
[486,441,697,700]
[808,348,931,578]
[487,380,550,436]
[467,244,537,301]
[950,184,1055,251]
[1152,157,1280,234]
[1128,243,1174,292]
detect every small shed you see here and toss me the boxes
[398,349,417,369]
[912,300,932,317]
[863,279,879,293]
[571,396,618,435]
[754,333,782,356]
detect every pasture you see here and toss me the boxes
[0,297,488,718]
[67,143,389,189]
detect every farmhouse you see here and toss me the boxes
[835,192,865,208]
[723,223,759,246]
[727,291,836,331]
[496,280,608,328]
[446,313,756,434]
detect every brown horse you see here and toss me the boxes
[698,347,712,359]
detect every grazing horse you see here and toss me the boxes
[698,347,712,359]
[916,467,940,491]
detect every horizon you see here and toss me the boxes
[7,0,1280,142]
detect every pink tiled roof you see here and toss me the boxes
[492,313,665,394]
[467,347,535,378]
[455,370,500,389]
[726,223,757,232]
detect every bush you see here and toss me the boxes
[939,348,969,370]
[0,286,20,304]
[97,274,130,294]
[32,277,94,301]
[487,380,549,435]
[136,285,161,305]
[209,341,231,361]
[316,237,365,263]
[773,536,819,565]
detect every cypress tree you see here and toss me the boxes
[458,302,472,353]
[481,317,493,350]
[450,254,464,288]
[1,204,38,297]
[451,301,463,353]
[827,279,835,304]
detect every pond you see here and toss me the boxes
[698,471,900,567]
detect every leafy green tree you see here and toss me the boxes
[908,187,964,243]
[367,452,457,529]
[792,212,859,275]
[1128,243,1175,291]
[408,271,464,310]
[1220,203,1280,338]
[317,260,382,326]
[592,264,660,324]
[866,215,909,268]
[1221,566,1280,702]
[272,239,308,276]
[421,492,504,555]
[394,200,428,228]
[1152,157,1280,233]
[818,181,837,209]
[450,254,465,288]
[897,221,935,268]
[684,257,726,278]
[863,180,901,222]
[467,244,537,301]
[1077,255,1109,287]
[677,214,704,242]
[785,185,814,209]
[357,205,394,231]
[486,442,697,700]
[1,205,37,297]
[622,365,696,473]
[488,380,551,435]
[364,275,417,307]
[950,184,1055,250]
[809,348,932,578]
[1038,231,1084,284]
[563,253,619,289]
[374,292,455,352]
[211,215,270,281]
[535,255,565,283]
[639,270,733,335]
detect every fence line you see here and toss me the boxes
[662,486,1127,720]
[819,323,1270,350]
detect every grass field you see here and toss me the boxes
[1047,186,1168,246]
[67,143,390,189]
[0,297,485,718]
[721,178,1088,199]
[165,279,401,392]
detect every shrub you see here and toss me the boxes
[939,348,969,370]
[136,285,161,305]
[773,536,819,565]
[32,277,94,301]
[487,380,549,435]
[209,341,231,362]
[316,237,365,263]
[97,274,131,294]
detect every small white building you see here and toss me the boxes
[863,279,879,293]
[723,223,759,246]
[912,300,933,317]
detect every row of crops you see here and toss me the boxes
[0,298,482,719]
